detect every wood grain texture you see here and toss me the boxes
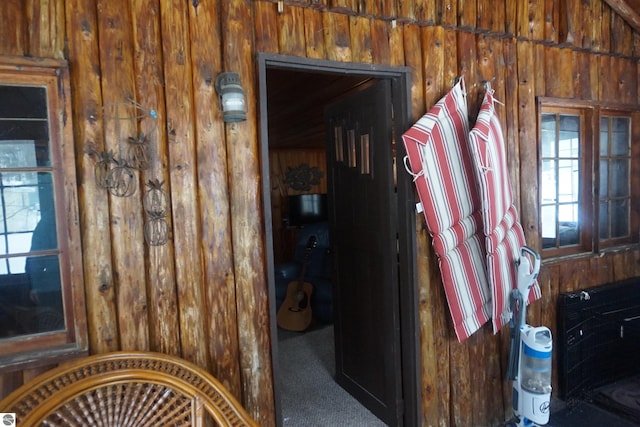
[26,0,65,58]
[187,0,242,396]
[65,0,120,355]
[0,0,27,55]
[254,1,279,53]
[323,10,352,62]
[158,0,208,368]
[349,15,373,63]
[130,0,181,359]
[516,41,539,251]
[304,7,326,59]
[279,5,306,57]
[96,0,150,353]
[220,1,275,424]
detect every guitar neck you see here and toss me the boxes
[295,235,317,288]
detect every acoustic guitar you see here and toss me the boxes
[277,235,317,332]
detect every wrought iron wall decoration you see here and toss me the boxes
[94,97,170,245]
[143,179,169,246]
[127,132,152,170]
[94,150,115,189]
[95,97,157,197]
[284,163,324,191]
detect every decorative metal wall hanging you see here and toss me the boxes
[106,158,137,197]
[94,150,115,189]
[95,97,171,245]
[284,163,324,191]
[95,97,158,196]
[127,132,151,170]
[143,179,169,246]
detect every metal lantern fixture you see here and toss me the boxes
[215,72,247,123]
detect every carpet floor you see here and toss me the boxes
[278,325,387,426]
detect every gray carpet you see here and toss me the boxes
[278,325,386,426]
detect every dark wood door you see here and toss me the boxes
[325,79,404,426]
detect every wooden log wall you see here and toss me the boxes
[1,1,639,426]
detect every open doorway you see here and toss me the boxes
[257,54,419,427]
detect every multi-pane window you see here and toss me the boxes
[599,115,631,243]
[540,112,582,250]
[0,56,87,367]
[539,100,637,257]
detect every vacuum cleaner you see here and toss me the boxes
[506,247,552,427]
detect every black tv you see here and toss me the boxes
[288,194,327,226]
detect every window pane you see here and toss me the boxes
[600,117,608,156]
[541,114,556,130]
[558,133,579,157]
[559,218,579,246]
[610,159,629,197]
[541,205,557,248]
[0,139,42,169]
[559,115,580,131]
[558,203,579,223]
[1,172,55,256]
[541,114,556,157]
[541,159,556,203]
[0,86,48,119]
[0,255,28,274]
[599,201,609,239]
[610,199,629,238]
[0,125,51,166]
[26,253,63,305]
[599,160,608,198]
[559,115,580,157]
[557,159,579,203]
[7,232,32,258]
[611,117,630,156]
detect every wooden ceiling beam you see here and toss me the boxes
[603,0,640,33]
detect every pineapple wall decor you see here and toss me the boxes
[94,97,170,245]
[143,179,170,246]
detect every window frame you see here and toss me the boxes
[0,56,87,370]
[596,110,637,250]
[537,97,639,259]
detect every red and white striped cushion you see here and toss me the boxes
[402,79,491,341]
[468,89,541,332]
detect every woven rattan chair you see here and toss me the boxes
[0,351,259,426]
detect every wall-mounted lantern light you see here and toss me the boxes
[214,72,247,123]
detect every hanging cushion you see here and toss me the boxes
[401,79,491,341]
[468,89,541,333]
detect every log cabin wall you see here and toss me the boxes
[0,1,639,426]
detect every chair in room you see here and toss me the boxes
[0,351,258,427]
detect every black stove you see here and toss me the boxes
[557,278,640,424]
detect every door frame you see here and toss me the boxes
[257,53,420,426]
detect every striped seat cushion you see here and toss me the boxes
[468,89,541,333]
[402,79,491,341]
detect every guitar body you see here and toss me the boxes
[277,280,313,331]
